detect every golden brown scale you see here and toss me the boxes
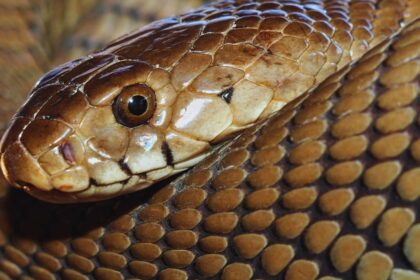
[0,14,419,280]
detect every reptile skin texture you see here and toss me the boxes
[1,0,420,278]
[0,0,204,136]
[2,0,420,203]
[0,8,419,280]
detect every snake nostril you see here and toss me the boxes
[60,142,76,165]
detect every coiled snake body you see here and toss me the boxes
[0,0,420,279]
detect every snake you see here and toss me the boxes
[0,0,420,279]
[2,0,418,204]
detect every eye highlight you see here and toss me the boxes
[113,84,156,127]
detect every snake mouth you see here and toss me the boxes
[0,111,216,203]
[1,141,206,204]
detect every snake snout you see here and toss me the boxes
[37,134,89,193]
[0,116,91,198]
[1,140,52,192]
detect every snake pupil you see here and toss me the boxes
[128,95,148,115]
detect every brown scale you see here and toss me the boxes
[0,15,419,280]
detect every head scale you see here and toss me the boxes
[0,53,214,203]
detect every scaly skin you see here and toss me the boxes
[0,16,419,280]
[0,0,204,138]
[1,0,419,203]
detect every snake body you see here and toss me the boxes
[0,0,420,279]
[2,0,418,203]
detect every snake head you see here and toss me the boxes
[0,54,227,203]
[0,15,311,203]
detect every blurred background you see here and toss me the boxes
[0,0,208,192]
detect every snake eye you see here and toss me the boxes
[113,84,156,127]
